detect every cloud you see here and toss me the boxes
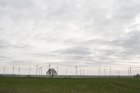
[0,0,140,70]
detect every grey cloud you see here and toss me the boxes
[112,30,140,60]
[61,31,140,65]
[114,31,140,50]
[52,46,92,61]
[0,38,29,49]
[60,46,91,56]
[0,55,10,60]
[0,0,140,68]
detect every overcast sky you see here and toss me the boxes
[0,0,140,74]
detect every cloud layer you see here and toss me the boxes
[0,0,140,70]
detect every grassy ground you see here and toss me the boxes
[0,76,140,93]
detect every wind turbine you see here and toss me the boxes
[130,67,132,76]
[75,66,77,75]
[104,68,106,76]
[66,68,67,75]
[44,63,51,75]
[56,66,59,75]
[29,66,31,75]
[18,67,20,75]
[12,66,15,75]
[49,64,53,76]
[35,65,39,75]
[80,69,81,76]
[49,64,51,69]
[83,69,85,76]
[39,66,44,75]
[110,67,112,76]
[3,67,6,74]
[128,68,130,76]
[99,68,100,76]
[129,67,140,76]
[117,71,120,77]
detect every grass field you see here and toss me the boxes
[0,76,140,93]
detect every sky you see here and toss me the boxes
[0,0,140,75]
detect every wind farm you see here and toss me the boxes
[1,63,140,93]
[0,63,140,77]
[1,0,140,93]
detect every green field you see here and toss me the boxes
[0,76,140,93]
